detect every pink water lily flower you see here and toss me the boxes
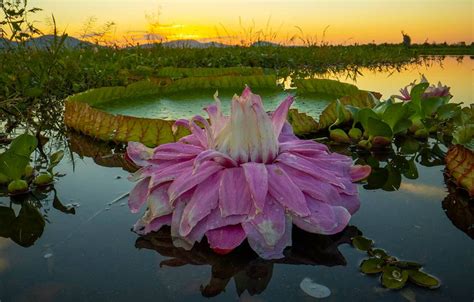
[126,87,371,259]
[393,75,451,102]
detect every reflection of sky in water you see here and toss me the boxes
[324,56,473,105]
[0,140,472,301]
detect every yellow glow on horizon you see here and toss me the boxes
[32,0,473,45]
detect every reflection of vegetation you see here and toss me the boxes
[442,175,474,239]
[0,188,74,247]
[136,225,360,298]
[352,236,440,290]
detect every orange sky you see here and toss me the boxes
[35,0,473,45]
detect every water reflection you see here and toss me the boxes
[442,176,474,239]
[136,225,360,298]
[0,188,74,248]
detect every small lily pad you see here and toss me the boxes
[408,270,441,289]
[352,235,374,251]
[360,258,385,274]
[381,266,409,289]
[300,278,331,299]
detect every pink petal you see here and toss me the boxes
[242,195,286,247]
[129,177,150,213]
[126,142,154,166]
[147,183,173,218]
[350,165,372,182]
[193,149,237,171]
[170,200,193,249]
[186,208,246,243]
[168,161,224,203]
[292,195,351,235]
[276,153,346,189]
[151,143,203,162]
[242,162,268,212]
[148,159,195,189]
[133,213,172,235]
[279,140,329,156]
[179,171,223,237]
[278,122,298,143]
[266,164,310,217]
[205,224,246,250]
[244,212,292,259]
[219,167,252,217]
[271,95,294,138]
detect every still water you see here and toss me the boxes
[0,56,472,302]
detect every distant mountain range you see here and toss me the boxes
[0,35,281,50]
[0,35,93,49]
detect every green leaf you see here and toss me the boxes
[357,108,380,130]
[403,159,419,179]
[381,266,409,289]
[9,134,38,157]
[352,235,374,251]
[421,97,445,117]
[48,150,64,172]
[395,261,423,270]
[371,248,389,259]
[360,258,385,274]
[367,117,393,138]
[410,82,429,103]
[0,152,30,180]
[436,103,461,120]
[408,270,440,289]
[400,137,420,154]
[331,99,347,127]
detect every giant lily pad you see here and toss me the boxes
[65,71,373,146]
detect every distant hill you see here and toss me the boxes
[0,35,94,49]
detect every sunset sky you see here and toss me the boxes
[36,0,473,45]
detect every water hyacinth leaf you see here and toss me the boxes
[395,261,423,270]
[360,258,385,274]
[0,152,30,181]
[367,117,393,138]
[371,248,389,259]
[400,137,420,154]
[48,150,64,171]
[452,124,474,151]
[421,97,446,117]
[373,99,392,116]
[332,99,347,127]
[352,235,374,251]
[317,91,376,131]
[408,270,440,289]
[357,108,380,131]
[8,134,38,157]
[403,159,419,179]
[381,266,409,289]
[436,103,461,120]
[409,82,429,104]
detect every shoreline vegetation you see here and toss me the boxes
[0,0,472,133]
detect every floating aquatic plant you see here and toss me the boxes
[0,133,64,195]
[352,235,440,290]
[126,87,371,259]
